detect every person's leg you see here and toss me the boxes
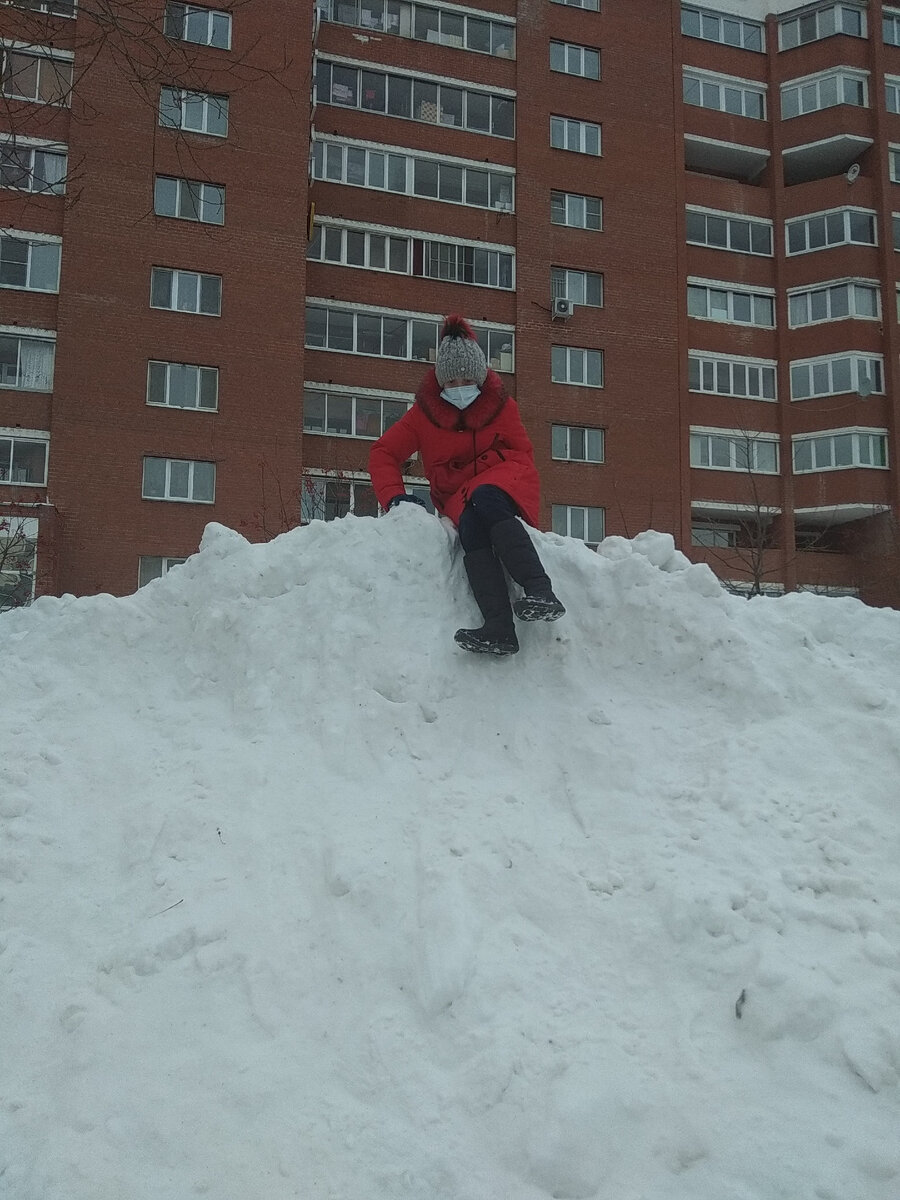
[454,491,517,655]
[466,487,565,622]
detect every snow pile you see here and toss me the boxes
[2,509,900,1200]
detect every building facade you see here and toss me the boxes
[2,0,900,608]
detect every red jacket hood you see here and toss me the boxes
[415,369,508,432]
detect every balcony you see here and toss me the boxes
[685,133,770,182]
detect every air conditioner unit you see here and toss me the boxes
[552,296,575,319]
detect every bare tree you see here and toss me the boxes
[0,512,36,613]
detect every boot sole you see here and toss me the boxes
[513,598,566,622]
[454,630,519,655]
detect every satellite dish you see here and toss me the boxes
[846,162,860,184]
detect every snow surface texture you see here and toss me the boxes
[2,508,900,1200]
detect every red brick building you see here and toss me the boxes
[2,0,899,607]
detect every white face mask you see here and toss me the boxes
[441,384,481,410]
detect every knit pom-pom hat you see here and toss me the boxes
[434,314,488,388]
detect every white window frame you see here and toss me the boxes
[315,56,515,139]
[303,383,414,439]
[154,175,225,225]
[550,190,602,231]
[789,352,884,401]
[690,427,780,474]
[551,424,605,463]
[159,87,229,136]
[550,40,601,80]
[311,135,515,212]
[781,67,868,119]
[318,0,515,59]
[0,512,37,607]
[778,4,866,51]
[886,8,900,46]
[681,5,765,52]
[0,326,55,391]
[792,428,889,473]
[887,75,900,114]
[301,471,379,522]
[685,206,773,256]
[138,555,188,588]
[0,426,49,485]
[688,351,777,401]
[142,457,216,503]
[551,0,599,10]
[551,266,603,307]
[150,267,222,316]
[7,0,75,13]
[683,68,766,120]
[0,43,74,105]
[551,345,604,387]
[0,135,67,194]
[146,360,219,410]
[164,3,232,49]
[787,279,880,327]
[0,229,61,292]
[305,299,515,369]
[786,207,876,255]
[687,278,776,328]
[889,145,900,184]
[691,521,740,549]
[551,504,605,545]
[550,115,601,156]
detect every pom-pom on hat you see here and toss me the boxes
[434,314,488,388]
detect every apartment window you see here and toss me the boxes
[311,137,514,211]
[550,41,601,80]
[0,138,67,194]
[890,148,900,182]
[786,208,876,254]
[142,457,216,502]
[304,387,411,437]
[305,303,514,369]
[790,353,883,400]
[0,47,73,104]
[0,331,55,391]
[687,280,775,327]
[690,429,779,473]
[147,360,219,410]
[688,352,776,400]
[686,208,772,255]
[551,425,604,463]
[681,6,764,52]
[0,232,61,292]
[552,504,605,545]
[551,0,599,9]
[150,267,222,316]
[550,190,602,230]
[893,215,900,250]
[887,76,900,113]
[164,3,232,48]
[138,556,187,587]
[886,9,900,46]
[154,176,225,224]
[779,5,865,50]
[793,429,888,472]
[788,280,879,327]
[781,68,867,118]
[551,267,603,307]
[320,0,515,58]
[691,521,739,548]
[159,87,228,136]
[550,116,601,155]
[0,515,35,608]
[683,69,765,119]
[315,60,515,138]
[551,346,603,387]
[0,432,48,484]
[301,475,378,522]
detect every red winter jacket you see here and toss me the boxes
[368,369,541,527]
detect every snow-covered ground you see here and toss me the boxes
[2,508,899,1200]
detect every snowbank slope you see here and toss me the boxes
[2,509,900,1200]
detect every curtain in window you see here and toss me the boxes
[19,339,54,391]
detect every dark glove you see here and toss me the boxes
[387,494,427,510]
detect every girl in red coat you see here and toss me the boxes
[369,315,565,656]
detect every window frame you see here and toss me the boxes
[785,207,877,255]
[158,86,229,136]
[687,351,777,401]
[153,174,225,225]
[550,345,604,387]
[303,384,414,439]
[687,279,776,328]
[164,3,232,49]
[0,230,61,292]
[0,427,49,485]
[300,472,379,522]
[780,66,868,119]
[550,114,601,156]
[682,67,766,119]
[0,44,74,105]
[141,456,216,503]
[549,40,601,80]
[551,503,605,545]
[0,328,55,391]
[778,4,866,51]
[689,427,780,474]
[146,360,219,410]
[787,279,880,327]
[150,266,223,316]
[792,427,889,473]
[551,424,605,463]
[0,136,67,194]
[138,555,188,587]
[550,189,602,231]
[789,352,884,401]
[681,5,765,52]
[685,206,773,256]
[550,266,603,307]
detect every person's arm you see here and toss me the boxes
[368,410,423,511]
[501,398,536,458]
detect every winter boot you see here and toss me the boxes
[489,518,566,622]
[454,548,519,655]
